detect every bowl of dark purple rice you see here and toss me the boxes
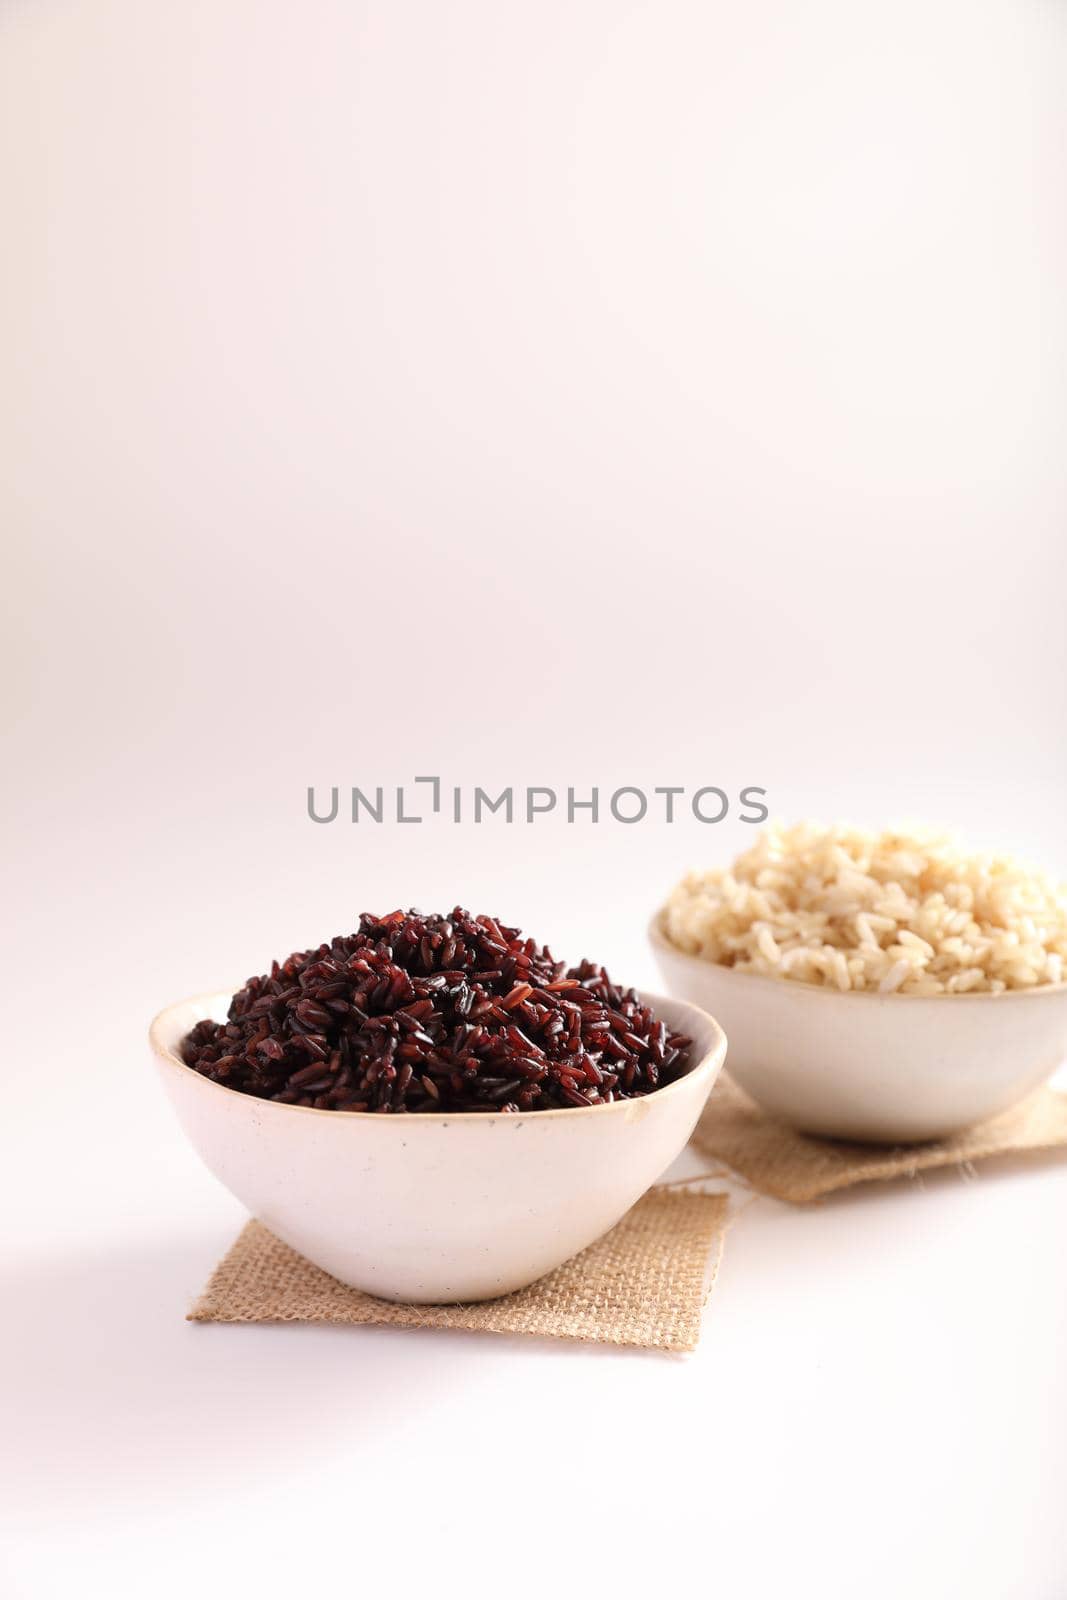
[150,908,727,1302]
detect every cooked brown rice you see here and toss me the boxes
[662,823,1067,994]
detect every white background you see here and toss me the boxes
[2,1,1065,1596]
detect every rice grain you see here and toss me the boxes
[662,823,1067,995]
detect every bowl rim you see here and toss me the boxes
[649,908,1067,1002]
[149,985,727,1125]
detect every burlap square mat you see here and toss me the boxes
[692,1072,1067,1204]
[190,1188,729,1352]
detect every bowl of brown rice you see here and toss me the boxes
[651,823,1067,1142]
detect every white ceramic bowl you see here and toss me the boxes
[650,914,1067,1143]
[150,989,725,1303]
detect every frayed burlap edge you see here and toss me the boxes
[692,1073,1067,1204]
[190,1188,729,1353]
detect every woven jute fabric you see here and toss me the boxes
[190,1189,729,1353]
[692,1072,1067,1204]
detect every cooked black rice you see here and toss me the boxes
[181,907,691,1113]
